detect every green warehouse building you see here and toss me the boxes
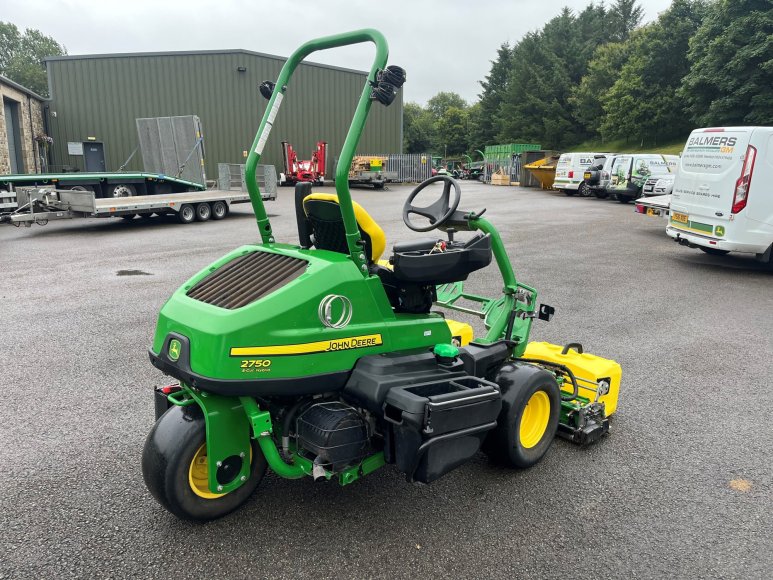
[43,49,403,179]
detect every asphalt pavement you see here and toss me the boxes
[1,182,771,579]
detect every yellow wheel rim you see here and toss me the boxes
[188,444,252,499]
[519,391,551,449]
[189,443,221,499]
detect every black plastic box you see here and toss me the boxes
[384,376,501,483]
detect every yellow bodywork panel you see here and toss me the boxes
[523,342,622,415]
[446,319,473,347]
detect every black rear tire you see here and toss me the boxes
[485,362,560,468]
[142,404,267,522]
[578,181,592,197]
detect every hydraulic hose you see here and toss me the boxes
[514,357,579,401]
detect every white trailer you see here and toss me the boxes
[0,187,267,227]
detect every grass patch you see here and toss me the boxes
[570,137,686,155]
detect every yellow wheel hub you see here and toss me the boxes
[189,443,221,499]
[519,390,551,449]
[188,444,252,499]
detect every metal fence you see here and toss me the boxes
[136,115,206,185]
[333,153,433,183]
[217,164,278,196]
[483,153,523,184]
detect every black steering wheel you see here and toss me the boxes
[402,175,462,232]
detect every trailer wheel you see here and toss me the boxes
[142,404,267,522]
[211,201,228,220]
[195,203,211,222]
[484,362,560,469]
[107,184,136,198]
[178,204,195,224]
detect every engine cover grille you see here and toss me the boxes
[186,251,307,309]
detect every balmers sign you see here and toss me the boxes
[687,136,737,148]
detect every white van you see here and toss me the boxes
[607,154,679,203]
[554,152,601,195]
[667,127,773,264]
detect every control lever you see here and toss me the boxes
[446,227,456,243]
[466,208,487,220]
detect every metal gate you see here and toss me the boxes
[483,153,523,184]
[333,153,432,183]
[217,163,278,197]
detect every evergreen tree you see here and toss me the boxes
[607,0,644,43]
[600,0,708,144]
[470,43,512,151]
[680,0,773,126]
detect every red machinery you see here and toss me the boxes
[281,141,327,185]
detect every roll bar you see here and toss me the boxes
[244,29,389,274]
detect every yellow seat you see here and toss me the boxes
[301,193,474,345]
[302,193,386,262]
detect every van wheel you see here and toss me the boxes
[564,189,575,196]
[699,247,729,256]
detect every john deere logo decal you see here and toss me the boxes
[318,295,353,329]
[715,225,725,237]
[168,339,181,361]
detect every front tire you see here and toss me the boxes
[142,404,267,521]
[485,362,560,468]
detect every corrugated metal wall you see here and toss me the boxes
[45,50,403,178]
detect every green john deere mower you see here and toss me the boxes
[142,29,622,521]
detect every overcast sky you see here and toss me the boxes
[4,0,673,104]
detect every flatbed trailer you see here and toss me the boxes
[0,172,205,199]
[0,187,266,227]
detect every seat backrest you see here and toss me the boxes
[302,193,386,262]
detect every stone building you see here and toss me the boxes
[1,75,46,175]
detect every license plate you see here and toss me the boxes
[583,172,591,179]
[646,207,660,216]
[672,212,688,224]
